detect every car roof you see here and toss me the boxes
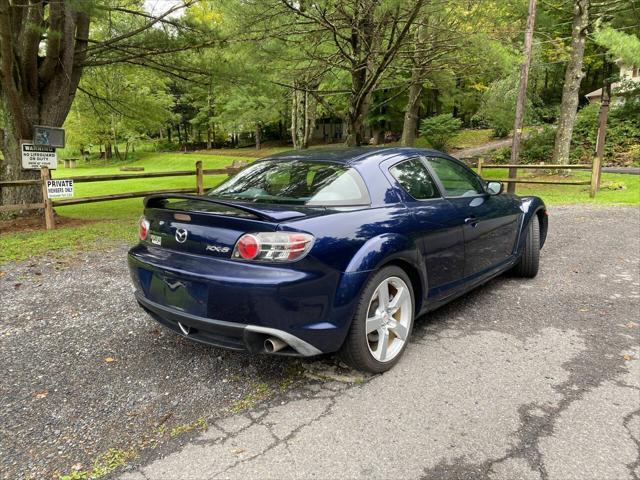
[264,147,452,166]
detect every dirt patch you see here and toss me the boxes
[0,214,96,234]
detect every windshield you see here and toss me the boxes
[209,160,370,206]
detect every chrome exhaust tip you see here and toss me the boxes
[264,336,288,353]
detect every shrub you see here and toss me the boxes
[489,146,511,164]
[520,126,556,164]
[474,74,537,138]
[419,114,463,151]
[533,104,560,124]
[485,98,640,166]
[571,99,640,164]
[153,139,181,151]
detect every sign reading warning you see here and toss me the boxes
[21,142,57,170]
[46,179,74,199]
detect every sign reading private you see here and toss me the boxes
[46,179,74,199]
[21,142,57,170]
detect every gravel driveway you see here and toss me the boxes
[1,205,639,480]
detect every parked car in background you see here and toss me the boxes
[129,148,547,372]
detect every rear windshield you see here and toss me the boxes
[209,160,370,206]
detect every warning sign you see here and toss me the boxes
[46,179,74,199]
[21,142,57,170]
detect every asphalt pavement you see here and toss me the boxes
[602,167,640,175]
[1,205,639,480]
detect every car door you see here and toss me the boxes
[424,155,522,278]
[383,157,466,301]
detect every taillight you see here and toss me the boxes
[139,217,150,241]
[236,234,260,260]
[232,232,314,262]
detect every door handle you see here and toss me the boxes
[465,216,478,227]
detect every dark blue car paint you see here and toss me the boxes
[129,147,547,355]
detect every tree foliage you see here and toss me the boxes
[2,0,639,210]
[419,114,463,150]
[594,26,640,65]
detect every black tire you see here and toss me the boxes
[339,265,415,373]
[513,214,540,278]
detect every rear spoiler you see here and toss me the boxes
[143,194,305,222]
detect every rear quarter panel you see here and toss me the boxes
[279,205,428,320]
[279,206,418,273]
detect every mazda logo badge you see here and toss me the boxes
[175,228,188,243]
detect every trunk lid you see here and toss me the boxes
[142,195,325,259]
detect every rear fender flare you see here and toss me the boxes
[517,197,548,251]
[336,233,428,311]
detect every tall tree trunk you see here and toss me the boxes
[452,77,462,118]
[552,0,590,164]
[544,68,549,91]
[508,0,537,193]
[0,2,89,209]
[401,15,429,144]
[291,82,317,149]
[304,91,317,148]
[434,90,442,115]
[345,68,370,147]
[255,123,261,150]
[206,128,212,150]
[401,73,424,146]
[291,87,303,149]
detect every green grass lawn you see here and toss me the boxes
[0,221,137,265]
[449,129,495,149]
[1,149,638,264]
[52,152,247,220]
[482,168,640,206]
[54,151,247,175]
[1,152,246,263]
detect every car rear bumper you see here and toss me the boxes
[136,292,322,356]
[128,244,370,354]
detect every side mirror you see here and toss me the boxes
[486,181,503,195]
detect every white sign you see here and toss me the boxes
[21,142,57,170]
[46,179,74,199]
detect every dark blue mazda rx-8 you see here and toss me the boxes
[128,147,548,372]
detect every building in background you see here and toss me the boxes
[586,59,639,104]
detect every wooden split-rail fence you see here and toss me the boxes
[0,157,605,231]
[0,161,241,230]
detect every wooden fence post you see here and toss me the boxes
[590,85,610,198]
[590,156,602,199]
[477,157,483,176]
[40,167,55,230]
[195,161,204,195]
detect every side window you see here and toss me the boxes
[389,158,440,200]
[426,157,484,197]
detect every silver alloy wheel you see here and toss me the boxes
[365,276,412,363]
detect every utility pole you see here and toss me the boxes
[508,0,537,194]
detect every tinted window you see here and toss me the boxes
[389,158,440,200]
[209,160,370,206]
[426,157,484,197]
